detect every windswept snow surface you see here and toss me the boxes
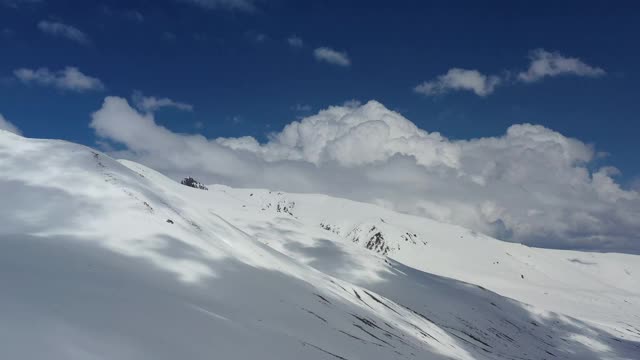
[1,129,639,360]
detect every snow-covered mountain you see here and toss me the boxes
[1,129,639,360]
[221,187,640,333]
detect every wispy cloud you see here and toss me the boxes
[2,0,42,8]
[313,47,351,67]
[123,10,144,22]
[163,31,177,41]
[287,36,303,48]
[251,32,267,42]
[37,20,90,45]
[131,91,194,113]
[101,6,144,22]
[414,68,501,97]
[343,99,362,108]
[14,66,104,92]
[179,0,257,12]
[517,49,606,83]
[415,49,605,97]
[291,104,312,112]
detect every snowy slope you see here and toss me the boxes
[213,187,640,337]
[1,129,639,360]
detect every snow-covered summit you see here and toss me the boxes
[1,129,639,360]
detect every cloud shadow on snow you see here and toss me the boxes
[2,230,639,360]
[245,224,640,360]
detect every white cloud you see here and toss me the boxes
[91,98,640,253]
[414,68,501,97]
[180,0,257,11]
[131,91,194,113]
[0,114,21,135]
[518,49,605,83]
[314,47,351,67]
[37,20,90,45]
[14,66,104,92]
[415,49,605,97]
[287,36,303,48]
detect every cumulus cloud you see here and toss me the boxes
[131,91,194,113]
[91,97,258,182]
[314,47,351,67]
[287,36,303,48]
[518,49,606,83]
[415,49,605,97]
[37,20,90,45]
[180,0,257,11]
[414,68,501,97]
[0,114,21,135]
[14,67,104,92]
[91,98,640,253]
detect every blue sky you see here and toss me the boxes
[2,0,640,251]
[1,0,639,183]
